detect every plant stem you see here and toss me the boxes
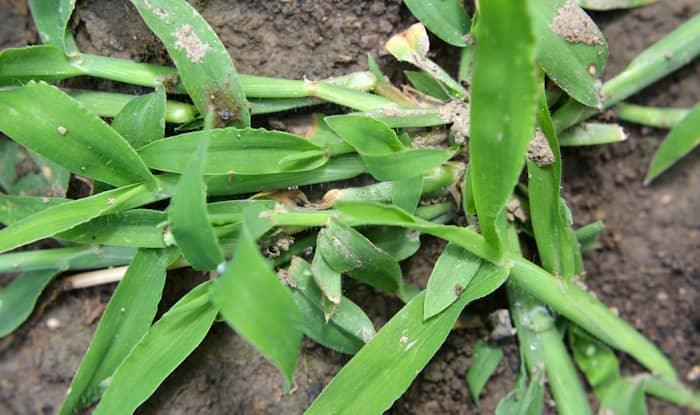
[615,103,689,129]
[68,90,196,124]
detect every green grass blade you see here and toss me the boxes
[0,46,85,85]
[424,243,482,319]
[138,128,325,175]
[93,281,218,415]
[645,103,700,184]
[59,248,179,414]
[129,0,249,127]
[575,220,605,251]
[466,340,504,405]
[0,82,156,188]
[0,194,66,225]
[391,175,423,214]
[469,0,538,258]
[58,210,167,248]
[403,0,470,47]
[310,245,343,305]
[569,328,620,399]
[600,377,649,415]
[0,270,60,337]
[111,87,167,149]
[67,89,195,124]
[0,246,135,273]
[361,227,421,261]
[362,150,454,182]
[495,367,545,415]
[559,122,627,146]
[532,0,608,108]
[0,140,70,197]
[325,114,403,154]
[405,70,450,100]
[579,0,655,10]
[0,183,150,254]
[168,113,223,270]
[318,219,403,296]
[644,377,700,411]
[211,228,303,387]
[28,0,79,56]
[288,257,375,355]
[305,270,506,414]
[616,103,689,129]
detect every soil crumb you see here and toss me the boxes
[550,0,603,46]
[174,24,209,63]
[527,128,555,167]
[439,101,470,145]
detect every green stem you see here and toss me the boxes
[67,90,196,124]
[616,103,689,129]
[552,13,700,132]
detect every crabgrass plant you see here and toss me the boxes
[0,0,699,413]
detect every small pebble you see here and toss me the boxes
[686,365,700,382]
[46,318,61,330]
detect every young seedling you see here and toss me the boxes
[0,0,698,414]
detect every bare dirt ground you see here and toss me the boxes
[0,1,697,414]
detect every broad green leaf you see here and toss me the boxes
[0,82,156,187]
[579,0,655,11]
[28,0,79,56]
[58,210,167,248]
[0,183,152,254]
[466,340,504,405]
[111,87,167,149]
[559,122,627,146]
[391,175,423,213]
[93,281,218,415]
[362,227,421,261]
[0,45,84,86]
[424,243,482,319]
[288,257,375,355]
[325,114,403,154]
[361,150,454,181]
[533,0,608,108]
[600,377,649,415]
[211,228,303,387]
[470,0,537,258]
[310,244,343,305]
[0,140,69,197]
[168,115,223,271]
[495,368,545,415]
[60,248,179,414]
[646,103,700,184]
[129,0,250,127]
[318,219,403,295]
[0,246,135,273]
[527,77,578,279]
[138,128,325,175]
[203,154,367,197]
[403,0,470,47]
[305,270,507,414]
[569,329,620,399]
[404,70,450,100]
[0,270,60,337]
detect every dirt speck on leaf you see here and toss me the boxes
[550,0,603,46]
[174,24,209,63]
[439,101,470,145]
[527,128,555,167]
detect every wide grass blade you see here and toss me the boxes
[362,227,421,261]
[645,103,700,184]
[600,377,649,415]
[559,122,627,146]
[466,340,504,405]
[0,82,156,188]
[0,46,84,85]
[168,113,223,270]
[111,87,167,149]
[424,243,481,319]
[129,0,249,127]
[28,0,79,56]
[532,0,608,108]
[310,245,343,305]
[0,194,66,225]
[0,270,60,337]
[0,183,152,254]
[405,70,451,100]
[68,90,196,124]
[305,271,507,414]
[59,248,179,414]
[495,368,545,415]
[211,227,303,387]
[579,0,655,10]
[93,281,218,415]
[391,175,423,213]
[138,128,325,175]
[58,210,167,248]
[0,246,135,273]
[288,257,375,355]
[469,0,538,258]
[403,0,470,47]
[616,103,689,129]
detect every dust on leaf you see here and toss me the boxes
[550,0,603,46]
[173,24,210,63]
[527,128,555,167]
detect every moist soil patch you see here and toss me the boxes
[0,1,698,414]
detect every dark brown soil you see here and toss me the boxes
[0,1,698,414]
